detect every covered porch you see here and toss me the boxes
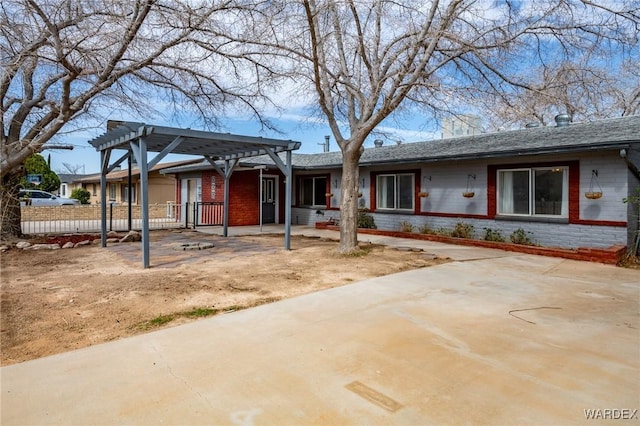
[88,121,301,268]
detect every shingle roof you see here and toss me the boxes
[57,173,90,183]
[162,115,640,173]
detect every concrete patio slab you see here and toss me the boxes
[1,247,638,425]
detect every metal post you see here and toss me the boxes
[194,202,198,229]
[285,150,292,250]
[136,139,150,268]
[128,152,132,231]
[259,167,263,232]
[253,165,267,232]
[100,151,108,247]
[223,160,230,237]
[109,202,113,231]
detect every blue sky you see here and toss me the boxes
[46,112,441,175]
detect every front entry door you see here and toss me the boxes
[182,178,201,227]
[262,177,276,224]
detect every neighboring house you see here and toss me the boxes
[441,114,483,138]
[75,159,200,205]
[56,174,90,198]
[164,115,640,252]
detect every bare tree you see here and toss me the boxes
[1,0,273,238]
[59,162,84,175]
[480,57,640,130]
[243,0,638,253]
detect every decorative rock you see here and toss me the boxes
[74,240,91,247]
[16,241,32,249]
[106,238,120,243]
[421,253,438,260]
[173,242,215,251]
[62,242,75,249]
[107,231,119,237]
[120,230,142,243]
[29,243,61,250]
[0,245,9,252]
[395,246,424,252]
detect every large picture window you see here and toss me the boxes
[376,173,414,210]
[299,176,327,206]
[498,167,568,217]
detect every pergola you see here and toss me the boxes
[88,121,301,268]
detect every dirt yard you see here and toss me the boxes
[0,230,448,366]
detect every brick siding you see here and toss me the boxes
[229,171,260,226]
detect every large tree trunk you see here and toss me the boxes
[338,147,361,253]
[0,171,23,239]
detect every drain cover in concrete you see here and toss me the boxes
[345,381,403,412]
[173,242,215,251]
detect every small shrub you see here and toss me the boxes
[483,227,505,242]
[418,224,434,234]
[399,221,414,233]
[510,228,535,245]
[451,222,474,239]
[357,208,376,229]
[70,187,91,204]
[434,227,452,236]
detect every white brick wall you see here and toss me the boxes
[579,153,627,221]
[292,151,630,249]
[371,214,627,249]
[419,161,487,215]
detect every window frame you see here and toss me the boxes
[497,166,569,218]
[374,171,416,212]
[298,175,329,207]
[108,183,117,201]
[121,184,137,204]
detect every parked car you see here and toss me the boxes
[19,189,80,206]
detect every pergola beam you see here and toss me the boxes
[107,151,130,173]
[204,155,225,177]
[148,136,183,169]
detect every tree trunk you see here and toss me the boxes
[338,147,361,253]
[0,172,23,239]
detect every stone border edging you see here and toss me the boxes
[316,223,625,264]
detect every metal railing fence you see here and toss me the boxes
[20,202,224,234]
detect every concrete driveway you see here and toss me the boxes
[1,235,638,425]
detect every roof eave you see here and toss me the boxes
[294,141,634,170]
